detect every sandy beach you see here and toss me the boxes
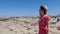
[0,17,60,34]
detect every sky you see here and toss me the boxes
[0,0,60,17]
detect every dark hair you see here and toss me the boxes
[40,5,48,14]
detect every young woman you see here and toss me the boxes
[38,5,50,34]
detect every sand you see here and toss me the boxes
[0,17,60,34]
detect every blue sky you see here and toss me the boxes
[0,0,60,16]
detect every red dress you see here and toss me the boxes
[38,15,50,34]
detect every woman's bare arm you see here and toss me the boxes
[46,20,50,28]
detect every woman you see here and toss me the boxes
[38,5,50,34]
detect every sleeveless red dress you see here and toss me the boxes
[38,15,50,34]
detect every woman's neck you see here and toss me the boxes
[41,14,46,17]
[41,15,44,17]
